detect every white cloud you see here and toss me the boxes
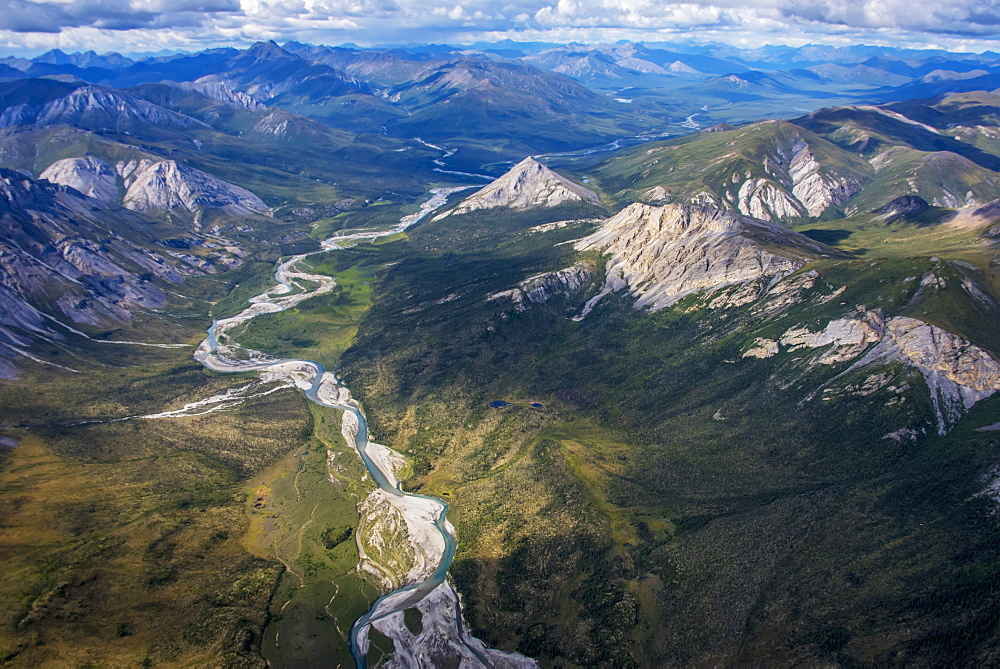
[2,0,1000,54]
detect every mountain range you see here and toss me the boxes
[3,39,1000,158]
[0,39,999,668]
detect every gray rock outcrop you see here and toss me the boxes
[118,159,268,218]
[872,195,929,221]
[574,202,826,315]
[435,157,599,219]
[490,262,593,312]
[863,317,1000,434]
[749,310,1000,434]
[40,156,118,204]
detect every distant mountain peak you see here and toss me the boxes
[34,49,71,65]
[244,40,297,63]
[667,60,699,74]
[435,156,600,219]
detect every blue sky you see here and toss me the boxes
[2,0,1000,55]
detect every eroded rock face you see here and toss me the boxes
[788,137,862,217]
[574,202,825,314]
[629,124,867,222]
[40,156,118,204]
[733,135,863,221]
[751,310,1000,434]
[179,79,266,111]
[0,169,174,324]
[435,157,599,219]
[0,167,245,374]
[489,262,593,312]
[737,178,805,220]
[874,317,1000,433]
[38,154,268,220]
[118,159,267,218]
[780,317,885,364]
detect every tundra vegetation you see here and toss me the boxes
[1,42,1000,667]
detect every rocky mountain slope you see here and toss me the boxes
[745,309,1000,434]
[570,95,1000,228]
[0,167,244,376]
[436,157,599,219]
[118,159,268,219]
[489,262,594,312]
[0,80,206,132]
[40,155,268,224]
[592,120,873,221]
[39,155,118,203]
[573,202,829,312]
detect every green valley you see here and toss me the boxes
[2,36,1000,669]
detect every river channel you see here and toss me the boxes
[192,188,534,668]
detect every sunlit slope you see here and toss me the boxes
[321,145,1000,666]
[590,120,874,221]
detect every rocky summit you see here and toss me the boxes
[119,159,268,219]
[42,154,269,221]
[574,202,828,312]
[435,156,599,219]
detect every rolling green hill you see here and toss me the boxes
[586,119,873,220]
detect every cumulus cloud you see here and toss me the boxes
[2,0,1000,52]
[777,0,1000,36]
[0,0,240,33]
[0,0,69,33]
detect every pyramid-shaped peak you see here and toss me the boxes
[244,41,296,62]
[34,49,71,64]
[436,156,599,219]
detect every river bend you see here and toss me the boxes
[192,188,535,668]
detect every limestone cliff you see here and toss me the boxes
[744,310,1000,434]
[489,262,593,312]
[118,159,268,218]
[435,157,599,219]
[574,202,827,315]
[40,156,118,204]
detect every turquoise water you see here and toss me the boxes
[201,259,462,668]
[199,187,493,667]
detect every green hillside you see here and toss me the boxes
[2,57,1000,668]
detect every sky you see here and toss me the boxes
[1,0,1000,56]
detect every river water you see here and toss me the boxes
[192,188,534,668]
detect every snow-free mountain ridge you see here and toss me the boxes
[435,157,600,219]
